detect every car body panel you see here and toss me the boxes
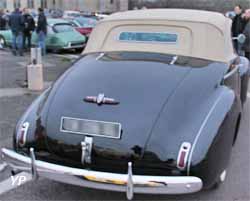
[2,9,249,197]
[13,51,240,176]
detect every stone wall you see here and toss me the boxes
[129,0,250,12]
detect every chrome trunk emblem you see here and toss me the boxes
[81,137,93,165]
[97,93,105,105]
[84,93,119,105]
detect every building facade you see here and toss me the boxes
[129,0,250,12]
[0,0,128,13]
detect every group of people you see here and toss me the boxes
[0,8,47,56]
[231,5,250,60]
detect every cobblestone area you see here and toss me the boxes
[0,50,72,89]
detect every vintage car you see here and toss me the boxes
[66,17,97,38]
[0,9,249,200]
[0,19,86,51]
[63,10,81,19]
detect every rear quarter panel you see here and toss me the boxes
[188,87,241,188]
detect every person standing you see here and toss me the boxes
[3,10,10,29]
[22,8,35,50]
[231,5,246,54]
[36,8,47,56]
[0,9,6,30]
[243,9,250,60]
[9,8,24,56]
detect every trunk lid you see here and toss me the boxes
[44,53,192,172]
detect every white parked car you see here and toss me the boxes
[63,10,81,19]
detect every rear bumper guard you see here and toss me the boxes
[0,148,202,200]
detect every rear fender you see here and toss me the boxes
[187,86,240,187]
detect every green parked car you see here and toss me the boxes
[0,19,86,51]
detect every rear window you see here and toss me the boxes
[119,32,178,43]
[53,24,74,33]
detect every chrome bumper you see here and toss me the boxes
[1,148,202,199]
[63,43,85,49]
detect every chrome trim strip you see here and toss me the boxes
[30,148,38,180]
[223,64,241,80]
[1,148,203,195]
[96,53,105,60]
[170,56,178,65]
[117,31,179,45]
[60,116,122,139]
[127,162,134,200]
[62,44,85,49]
[187,93,223,175]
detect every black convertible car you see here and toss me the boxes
[1,9,249,200]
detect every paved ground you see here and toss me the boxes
[0,50,249,201]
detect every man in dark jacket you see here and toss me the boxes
[9,8,24,56]
[232,5,246,53]
[22,8,35,50]
[243,9,250,60]
[36,8,47,55]
[0,9,6,30]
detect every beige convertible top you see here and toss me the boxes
[84,9,236,63]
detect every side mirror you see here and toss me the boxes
[233,34,246,44]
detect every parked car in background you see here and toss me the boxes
[50,9,63,18]
[63,10,81,19]
[0,18,86,51]
[225,11,236,19]
[66,17,97,38]
[1,9,249,200]
[95,12,109,20]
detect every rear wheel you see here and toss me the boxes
[0,36,6,49]
[210,169,227,189]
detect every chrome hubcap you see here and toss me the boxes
[0,38,4,47]
[220,170,227,182]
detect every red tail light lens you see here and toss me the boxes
[177,142,191,170]
[17,122,29,147]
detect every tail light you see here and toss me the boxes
[177,142,191,170]
[17,122,29,147]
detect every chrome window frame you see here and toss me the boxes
[117,31,179,45]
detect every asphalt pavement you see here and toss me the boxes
[0,50,249,201]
